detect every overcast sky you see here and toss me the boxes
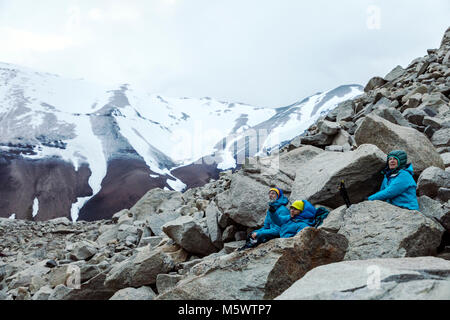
[0,0,449,108]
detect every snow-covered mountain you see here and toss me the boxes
[0,62,363,222]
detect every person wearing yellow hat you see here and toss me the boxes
[267,199,317,238]
[238,187,290,251]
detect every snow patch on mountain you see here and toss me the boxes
[32,198,39,218]
[262,85,362,150]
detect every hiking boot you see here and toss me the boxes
[237,239,258,251]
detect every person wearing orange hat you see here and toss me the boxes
[238,187,290,250]
[267,199,317,238]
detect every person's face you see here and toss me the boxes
[269,191,278,201]
[290,207,301,218]
[388,157,398,170]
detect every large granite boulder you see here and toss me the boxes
[103,241,188,290]
[431,128,450,148]
[205,202,223,249]
[276,257,450,300]
[335,201,444,260]
[355,114,444,175]
[161,216,217,256]
[155,228,348,300]
[417,166,450,198]
[109,286,156,300]
[418,195,450,231]
[290,144,386,208]
[215,171,271,228]
[241,145,324,193]
[364,76,387,92]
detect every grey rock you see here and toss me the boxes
[104,242,188,290]
[437,188,450,202]
[372,106,411,127]
[417,166,450,198]
[400,93,422,112]
[419,92,450,115]
[336,100,355,123]
[69,241,98,261]
[162,216,217,256]
[109,286,156,300]
[96,224,119,247]
[221,225,237,243]
[301,132,334,147]
[216,171,270,228]
[47,284,74,300]
[364,77,387,92]
[138,236,164,248]
[355,114,445,175]
[318,120,341,136]
[318,205,346,233]
[48,217,72,226]
[156,228,348,300]
[31,285,53,300]
[418,195,450,231]
[5,260,50,290]
[291,144,386,207]
[222,240,247,254]
[325,145,344,152]
[431,128,450,147]
[156,274,183,294]
[234,231,247,241]
[338,201,444,261]
[384,65,406,82]
[276,257,450,300]
[205,202,223,249]
[402,108,427,126]
[442,153,450,168]
[130,188,184,236]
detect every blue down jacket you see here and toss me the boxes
[253,196,290,240]
[368,163,419,210]
[268,200,317,238]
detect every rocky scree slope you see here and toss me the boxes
[1,27,450,300]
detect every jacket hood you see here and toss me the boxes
[270,195,289,207]
[403,163,414,176]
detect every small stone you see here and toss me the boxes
[46,260,58,268]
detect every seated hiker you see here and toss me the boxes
[238,187,290,250]
[268,200,317,238]
[367,150,419,210]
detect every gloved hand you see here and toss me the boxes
[268,205,276,213]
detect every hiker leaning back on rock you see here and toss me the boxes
[238,187,290,250]
[268,200,317,238]
[367,150,419,211]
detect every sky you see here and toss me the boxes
[0,0,449,108]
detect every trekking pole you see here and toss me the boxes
[339,180,352,208]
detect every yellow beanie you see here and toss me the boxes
[290,200,304,212]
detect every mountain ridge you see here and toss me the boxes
[0,60,363,221]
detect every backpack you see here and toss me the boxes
[313,207,330,228]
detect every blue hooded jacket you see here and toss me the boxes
[253,194,290,239]
[268,199,317,238]
[368,163,419,210]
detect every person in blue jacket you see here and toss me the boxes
[267,200,317,238]
[367,150,419,210]
[238,187,290,250]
